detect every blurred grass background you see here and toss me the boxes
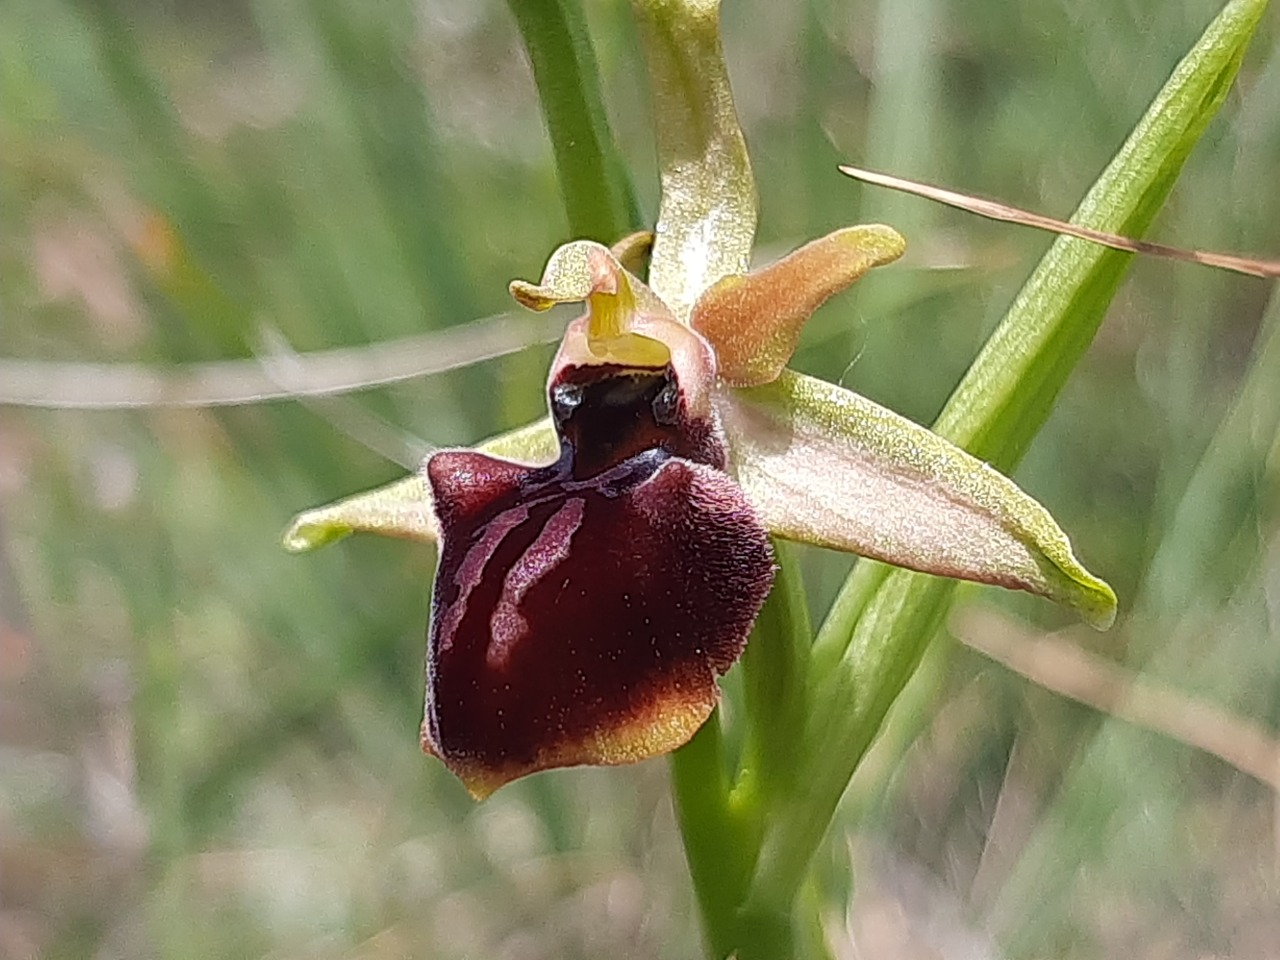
[1,0,1278,957]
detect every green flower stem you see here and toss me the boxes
[670,710,758,960]
[671,541,813,960]
[507,0,642,241]
[742,0,1271,933]
[738,540,813,807]
[743,573,958,933]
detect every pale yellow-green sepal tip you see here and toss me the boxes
[282,474,438,553]
[282,418,562,555]
[1048,565,1118,631]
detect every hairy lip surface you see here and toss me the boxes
[420,362,774,798]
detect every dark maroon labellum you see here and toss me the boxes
[422,363,775,797]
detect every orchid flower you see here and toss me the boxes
[283,0,1115,801]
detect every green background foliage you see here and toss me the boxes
[1,1,1277,957]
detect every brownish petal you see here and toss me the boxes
[690,225,905,386]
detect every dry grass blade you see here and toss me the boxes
[0,311,566,409]
[840,164,1280,279]
[953,607,1280,792]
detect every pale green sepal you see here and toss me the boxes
[282,474,438,552]
[630,0,756,320]
[718,370,1117,628]
[281,417,560,553]
[480,415,561,463]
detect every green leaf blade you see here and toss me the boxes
[747,0,1271,920]
[933,0,1271,468]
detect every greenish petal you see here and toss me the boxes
[718,370,1116,628]
[631,0,756,320]
[281,417,560,553]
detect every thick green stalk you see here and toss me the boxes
[508,0,642,240]
[742,0,1271,930]
[669,711,757,960]
[738,540,813,808]
[671,542,814,960]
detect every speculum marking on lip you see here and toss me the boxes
[487,496,585,668]
[438,504,528,652]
